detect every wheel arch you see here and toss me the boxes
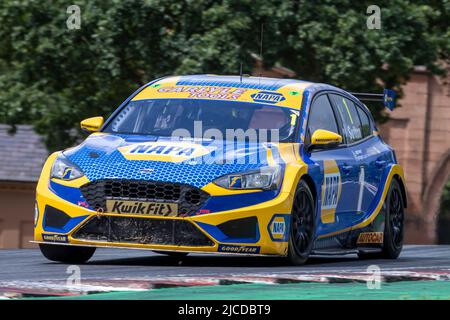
[393,174,407,208]
[287,173,317,265]
[299,174,317,205]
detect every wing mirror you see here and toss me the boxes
[80,116,104,133]
[307,129,343,151]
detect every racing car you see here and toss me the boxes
[34,75,406,265]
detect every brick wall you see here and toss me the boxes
[0,182,37,248]
[380,68,450,243]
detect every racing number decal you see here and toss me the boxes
[321,160,342,224]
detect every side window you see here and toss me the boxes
[330,95,363,144]
[306,95,340,143]
[356,106,372,137]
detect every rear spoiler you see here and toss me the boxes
[350,89,396,111]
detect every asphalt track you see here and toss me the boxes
[1,245,449,282]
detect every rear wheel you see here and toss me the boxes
[39,244,96,263]
[287,180,315,265]
[358,179,404,259]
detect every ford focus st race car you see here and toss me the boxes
[34,75,407,265]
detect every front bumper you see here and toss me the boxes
[34,155,294,256]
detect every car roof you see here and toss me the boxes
[156,74,351,93]
[164,74,312,90]
[132,74,359,110]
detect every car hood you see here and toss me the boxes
[64,133,285,188]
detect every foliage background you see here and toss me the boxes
[439,180,450,243]
[0,0,449,151]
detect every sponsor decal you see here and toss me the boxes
[251,91,286,104]
[62,168,73,180]
[345,125,363,141]
[268,214,290,242]
[352,147,381,161]
[228,175,242,188]
[42,234,68,243]
[77,201,89,209]
[119,141,213,162]
[106,200,178,216]
[217,244,260,254]
[130,144,194,156]
[321,160,342,224]
[157,86,247,100]
[357,232,384,244]
[271,221,285,235]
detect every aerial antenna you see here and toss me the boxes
[239,62,243,83]
[259,23,264,83]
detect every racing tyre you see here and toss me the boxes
[287,180,315,265]
[153,251,189,258]
[39,244,96,263]
[358,179,404,260]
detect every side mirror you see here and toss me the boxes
[80,116,104,133]
[308,129,342,150]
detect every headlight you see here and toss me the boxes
[213,166,282,190]
[50,154,84,180]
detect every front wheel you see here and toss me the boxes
[287,180,316,265]
[39,244,96,263]
[358,179,404,259]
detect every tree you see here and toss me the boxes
[0,0,448,151]
[438,180,450,243]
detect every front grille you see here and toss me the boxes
[80,180,209,216]
[72,216,214,247]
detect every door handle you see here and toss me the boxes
[375,160,386,168]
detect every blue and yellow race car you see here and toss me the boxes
[34,75,406,265]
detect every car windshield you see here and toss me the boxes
[103,99,299,142]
